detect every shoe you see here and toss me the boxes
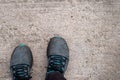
[47,36,69,74]
[10,44,33,80]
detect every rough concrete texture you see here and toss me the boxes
[0,0,120,80]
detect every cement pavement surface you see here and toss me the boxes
[0,0,120,80]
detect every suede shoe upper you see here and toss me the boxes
[10,44,33,80]
[47,37,69,74]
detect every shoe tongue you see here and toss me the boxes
[15,72,32,80]
[53,64,61,70]
[48,55,66,73]
[16,76,30,80]
[16,75,29,80]
[12,64,31,80]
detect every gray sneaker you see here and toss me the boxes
[10,44,33,80]
[47,36,69,74]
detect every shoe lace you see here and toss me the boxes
[11,64,32,80]
[47,55,67,73]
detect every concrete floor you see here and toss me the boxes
[0,0,120,80]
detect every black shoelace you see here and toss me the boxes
[47,55,67,73]
[11,64,31,80]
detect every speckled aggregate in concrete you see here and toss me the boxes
[0,0,120,80]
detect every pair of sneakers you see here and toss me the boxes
[10,36,69,80]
